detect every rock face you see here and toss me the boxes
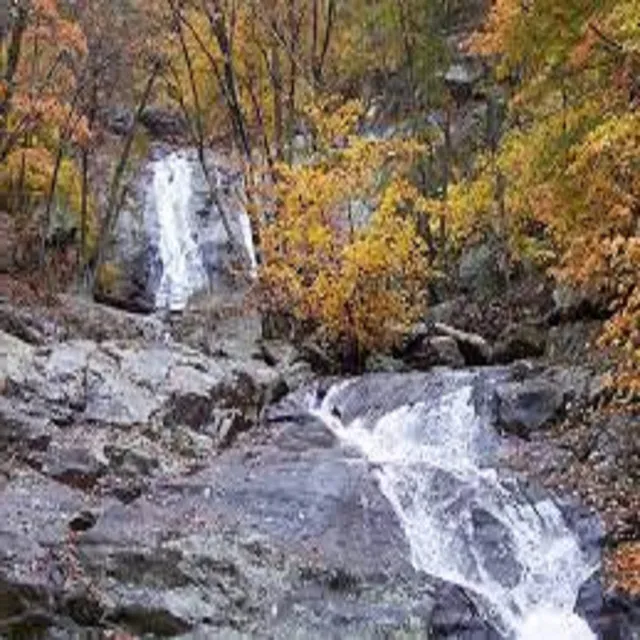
[1,321,637,639]
[95,147,255,313]
[0,330,280,506]
[495,366,595,439]
[1,335,505,638]
[459,240,506,300]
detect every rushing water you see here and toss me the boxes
[311,373,597,640]
[149,150,256,311]
[152,153,208,310]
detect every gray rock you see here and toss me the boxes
[0,302,65,345]
[95,148,254,314]
[40,446,107,490]
[470,508,522,589]
[492,323,546,364]
[68,415,495,639]
[434,323,492,365]
[493,367,593,438]
[1,359,635,638]
[0,334,270,461]
[0,471,94,630]
[459,241,506,300]
[405,336,465,370]
[495,379,565,437]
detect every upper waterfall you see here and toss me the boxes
[152,153,208,310]
[312,372,598,640]
[145,149,256,311]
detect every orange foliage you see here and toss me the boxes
[608,542,640,596]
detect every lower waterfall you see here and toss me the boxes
[311,373,597,639]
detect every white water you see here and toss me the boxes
[150,150,257,311]
[312,379,597,640]
[152,153,209,310]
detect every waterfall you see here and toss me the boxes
[147,149,256,311]
[152,152,209,311]
[312,374,597,640]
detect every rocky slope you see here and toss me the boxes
[0,296,638,638]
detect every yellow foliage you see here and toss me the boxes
[95,261,121,296]
[0,148,97,254]
[464,0,640,394]
[260,108,429,352]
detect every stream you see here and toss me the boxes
[131,148,604,638]
[311,372,598,639]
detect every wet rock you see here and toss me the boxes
[470,508,522,589]
[430,584,502,639]
[495,378,566,438]
[576,574,640,640]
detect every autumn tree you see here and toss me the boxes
[259,100,430,360]
[0,0,90,278]
[451,0,640,395]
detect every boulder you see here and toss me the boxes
[0,406,505,638]
[93,252,159,315]
[492,323,546,364]
[495,367,594,438]
[434,322,492,365]
[405,335,465,370]
[495,378,566,438]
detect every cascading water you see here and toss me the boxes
[152,153,209,310]
[147,149,256,311]
[311,373,598,640]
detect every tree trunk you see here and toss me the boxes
[0,2,28,144]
